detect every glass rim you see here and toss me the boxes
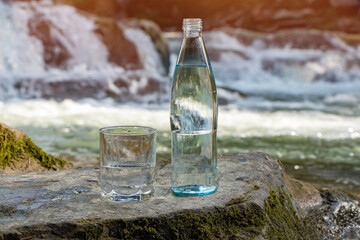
[99,125,157,136]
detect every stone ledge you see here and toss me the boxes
[0,153,321,239]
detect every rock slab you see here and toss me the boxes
[1,153,320,239]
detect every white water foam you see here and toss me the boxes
[1,0,360,114]
[123,27,166,75]
[166,30,360,115]
[0,0,167,102]
[0,1,108,79]
[0,0,45,98]
[1,99,359,140]
[205,31,360,96]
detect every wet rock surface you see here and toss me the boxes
[0,153,313,239]
[307,190,360,240]
[0,153,358,239]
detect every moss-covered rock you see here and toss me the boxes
[0,153,326,239]
[0,123,67,171]
[70,186,319,240]
[2,153,357,239]
[263,186,319,239]
[1,188,317,239]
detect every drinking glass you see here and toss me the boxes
[99,126,156,202]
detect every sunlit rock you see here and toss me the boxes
[0,122,68,171]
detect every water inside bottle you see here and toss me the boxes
[171,129,218,195]
[170,64,218,195]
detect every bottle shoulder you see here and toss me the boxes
[176,36,210,66]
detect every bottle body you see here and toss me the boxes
[170,19,218,195]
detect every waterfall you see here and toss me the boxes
[0,0,168,102]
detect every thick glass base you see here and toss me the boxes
[172,185,218,196]
[101,190,152,202]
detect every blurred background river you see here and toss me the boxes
[0,0,359,198]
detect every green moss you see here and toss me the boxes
[75,203,265,240]
[73,187,320,239]
[75,222,105,240]
[277,158,284,168]
[0,124,66,170]
[263,187,320,240]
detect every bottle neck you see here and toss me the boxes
[182,18,202,38]
[177,18,208,66]
[183,29,202,38]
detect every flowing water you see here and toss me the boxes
[0,0,359,199]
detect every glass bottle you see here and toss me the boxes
[170,18,218,196]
